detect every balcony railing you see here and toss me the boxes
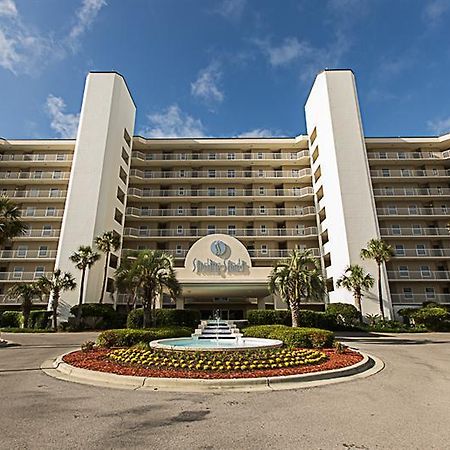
[387,270,450,280]
[371,169,450,178]
[377,207,449,216]
[0,154,73,162]
[126,206,316,218]
[131,150,310,162]
[15,229,60,238]
[123,227,318,238]
[391,293,450,304]
[0,271,53,281]
[19,208,64,218]
[127,187,314,198]
[1,189,67,199]
[129,168,311,180]
[393,248,450,257]
[367,151,446,160]
[373,188,450,196]
[0,171,70,180]
[0,250,57,259]
[380,228,450,237]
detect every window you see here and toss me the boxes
[412,224,422,235]
[34,170,42,179]
[121,147,129,165]
[227,225,236,236]
[50,188,59,197]
[176,245,183,255]
[177,206,184,215]
[106,278,115,293]
[380,152,387,159]
[258,169,264,177]
[228,187,236,196]
[296,224,305,235]
[260,225,267,235]
[38,246,48,257]
[403,287,413,299]
[420,265,431,278]
[179,169,186,178]
[227,169,235,178]
[312,147,319,163]
[399,266,409,278]
[46,207,56,217]
[257,152,263,159]
[259,187,266,195]
[382,168,390,177]
[208,153,216,160]
[13,267,24,280]
[114,208,123,225]
[178,187,185,196]
[53,170,62,179]
[228,206,236,216]
[207,206,216,216]
[395,244,405,256]
[425,287,436,299]
[388,205,397,215]
[139,226,148,236]
[207,225,216,235]
[119,167,127,184]
[227,153,235,160]
[141,206,150,216]
[401,168,411,177]
[25,207,35,217]
[391,224,401,235]
[208,187,216,196]
[408,205,418,214]
[123,128,131,147]
[398,152,406,159]
[208,170,216,178]
[259,206,267,215]
[117,187,125,204]
[34,266,45,279]
[309,127,317,145]
[42,225,52,236]
[17,246,27,257]
[416,244,426,256]
[261,244,268,255]
[56,153,66,161]
[109,254,118,269]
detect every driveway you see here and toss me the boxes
[0,331,449,450]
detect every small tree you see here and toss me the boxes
[0,195,27,246]
[361,238,394,320]
[336,265,375,321]
[6,283,42,328]
[95,231,121,304]
[70,245,100,324]
[268,249,325,327]
[37,270,76,330]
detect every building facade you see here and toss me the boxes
[1,70,449,320]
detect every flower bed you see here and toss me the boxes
[63,347,363,379]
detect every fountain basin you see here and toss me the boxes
[149,337,283,352]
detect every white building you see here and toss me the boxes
[1,70,449,320]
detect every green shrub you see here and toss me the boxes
[243,325,334,348]
[412,307,450,331]
[0,311,22,328]
[30,310,52,329]
[126,308,201,329]
[96,327,193,348]
[326,303,360,326]
[247,310,291,326]
[69,304,126,330]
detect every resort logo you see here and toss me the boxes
[210,240,228,257]
[192,258,248,275]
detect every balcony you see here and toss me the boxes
[13,229,61,239]
[387,270,450,280]
[127,187,314,200]
[0,271,53,282]
[131,150,310,162]
[371,169,450,179]
[0,250,57,260]
[391,293,450,304]
[373,187,450,197]
[393,248,450,258]
[377,207,449,217]
[19,208,64,219]
[129,168,311,182]
[123,227,318,239]
[0,153,73,163]
[367,151,446,160]
[1,189,67,200]
[380,227,450,237]
[0,171,70,182]
[125,206,316,219]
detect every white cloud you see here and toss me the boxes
[140,105,206,138]
[256,37,312,67]
[69,0,107,46]
[46,95,80,139]
[0,0,17,17]
[191,62,224,105]
[213,0,246,21]
[423,0,450,24]
[237,128,275,138]
[427,116,450,135]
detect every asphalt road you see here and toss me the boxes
[0,331,449,450]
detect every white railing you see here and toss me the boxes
[125,206,316,218]
[371,169,450,177]
[19,209,64,218]
[0,271,53,281]
[380,228,450,237]
[367,151,444,160]
[16,229,61,238]
[388,270,450,280]
[391,293,450,304]
[0,171,70,180]
[127,187,314,198]
[373,187,450,196]
[393,248,450,257]
[123,227,318,238]
[0,250,57,259]
[377,207,449,216]
[0,154,72,162]
[1,189,67,199]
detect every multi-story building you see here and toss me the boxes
[0,70,449,320]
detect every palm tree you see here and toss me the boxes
[336,265,375,321]
[361,238,394,319]
[70,245,100,323]
[6,283,42,328]
[95,231,121,304]
[37,270,76,330]
[0,195,27,246]
[118,250,181,328]
[268,249,325,327]
[115,261,140,312]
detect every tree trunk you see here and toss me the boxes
[76,268,86,325]
[99,252,109,304]
[151,294,157,328]
[52,294,59,331]
[355,292,363,322]
[22,303,30,329]
[290,299,300,327]
[377,264,385,320]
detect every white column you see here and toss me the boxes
[257,298,265,310]
[176,298,185,310]
[305,70,392,318]
[52,72,136,319]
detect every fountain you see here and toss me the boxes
[150,311,282,352]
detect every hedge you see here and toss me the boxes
[243,325,334,348]
[96,327,193,348]
[325,303,360,326]
[247,310,291,326]
[412,307,450,331]
[69,304,127,330]
[30,310,52,329]
[0,311,22,328]
[127,308,201,329]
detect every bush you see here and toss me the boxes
[412,307,450,331]
[96,327,193,348]
[69,304,126,330]
[243,325,334,348]
[0,311,22,328]
[30,310,52,329]
[326,303,360,326]
[126,308,201,329]
[247,310,291,326]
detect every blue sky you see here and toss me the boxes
[1,0,450,139]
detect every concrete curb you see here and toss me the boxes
[41,349,384,392]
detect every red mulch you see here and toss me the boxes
[63,348,363,379]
